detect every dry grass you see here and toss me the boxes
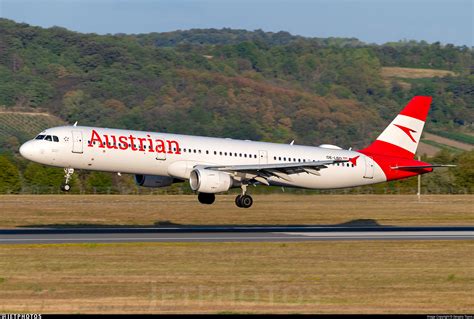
[417,141,441,157]
[0,195,472,228]
[381,67,455,79]
[0,195,472,313]
[424,133,473,152]
[0,241,472,313]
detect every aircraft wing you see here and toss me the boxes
[199,159,348,184]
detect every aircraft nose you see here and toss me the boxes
[19,140,35,160]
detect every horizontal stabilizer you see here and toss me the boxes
[392,164,456,170]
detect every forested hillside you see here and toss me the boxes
[0,19,472,194]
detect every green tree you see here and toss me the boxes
[0,155,21,193]
[453,151,474,193]
[23,163,63,192]
[86,171,114,194]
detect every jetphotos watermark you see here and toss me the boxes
[1,315,41,319]
[147,281,317,311]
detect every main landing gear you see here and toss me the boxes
[61,168,74,192]
[197,185,254,208]
[198,192,215,205]
[235,184,253,209]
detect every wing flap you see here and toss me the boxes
[199,159,348,185]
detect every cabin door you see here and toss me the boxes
[363,156,374,179]
[72,131,83,154]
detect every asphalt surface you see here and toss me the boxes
[0,225,473,244]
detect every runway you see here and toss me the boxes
[0,225,473,244]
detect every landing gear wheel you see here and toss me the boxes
[60,184,71,192]
[198,192,215,205]
[238,195,253,208]
[235,195,243,207]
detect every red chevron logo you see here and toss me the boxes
[394,124,417,143]
[349,155,359,166]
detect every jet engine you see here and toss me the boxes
[134,174,174,188]
[189,168,233,193]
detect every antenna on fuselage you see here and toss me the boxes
[73,121,78,127]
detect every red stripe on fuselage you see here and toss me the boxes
[359,148,433,181]
[360,140,414,159]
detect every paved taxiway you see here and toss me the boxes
[0,226,473,244]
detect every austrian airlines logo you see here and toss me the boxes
[394,124,417,143]
[349,156,359,166]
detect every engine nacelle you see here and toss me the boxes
[189,168,233,193]
[134,174,174,188]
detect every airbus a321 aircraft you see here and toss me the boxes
[19,96,452,208]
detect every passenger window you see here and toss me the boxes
[45,135,52,141]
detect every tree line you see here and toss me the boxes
[0,19,472,194]
[0,150,472,195]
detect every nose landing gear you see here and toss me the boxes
[61,168,74,192]
[235,184,253,208]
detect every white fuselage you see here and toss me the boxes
[19,126,387,190]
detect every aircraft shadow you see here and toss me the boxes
[17,218,382,229]
[5,219,471,234]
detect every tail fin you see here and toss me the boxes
[360,96,432,159]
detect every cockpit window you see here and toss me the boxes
[36,134,59,142]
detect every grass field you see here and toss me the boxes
[0,110,65,141]
[0,241,472,313]
[380,67,455,79]
[0,195,472,313]
[0,195,473,228]
[423,133,473,152]
[417,141,442,157]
